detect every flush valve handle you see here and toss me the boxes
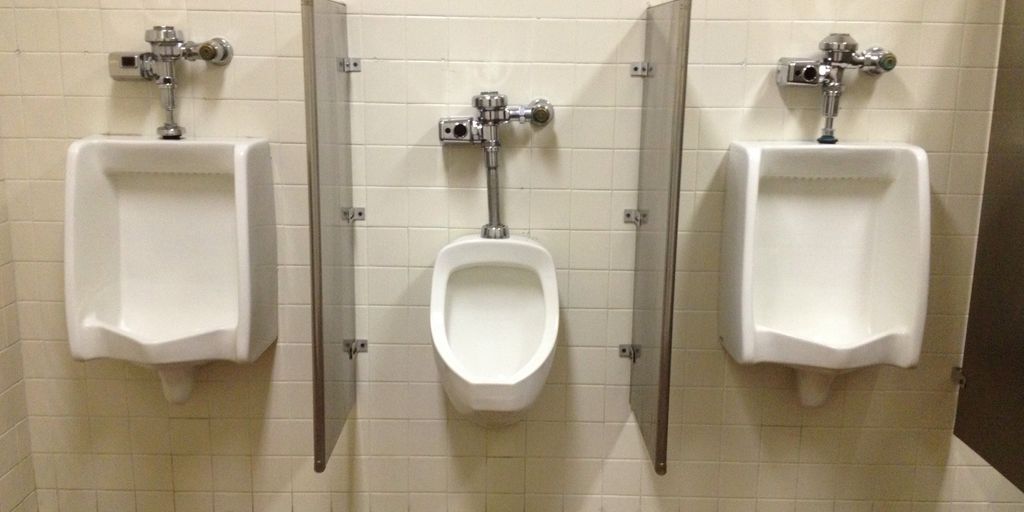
[527,99,553,126]
[859,47,897,75]
[506,98,555,126]
[195,38,233,65]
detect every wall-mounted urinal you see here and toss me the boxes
[430,236,559,425]
[431,91,560,425]
[65,136,277,402]
[720,142,930,406]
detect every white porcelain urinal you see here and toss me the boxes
[430,235,559,425]
[720,142,930,406]
[65,136,277,402]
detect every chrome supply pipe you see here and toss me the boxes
[482,142,504,238]
[152,58,181,139]
[819,67,843,142]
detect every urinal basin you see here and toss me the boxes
[720,142,930,405]
[65,136,278,402]
[430,235,559,425]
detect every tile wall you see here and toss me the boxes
[0,107,36,510]
[1,0,1023,511]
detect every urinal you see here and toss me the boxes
[65,136,277,402]
[720,142,930,406]
[430,235,559,425]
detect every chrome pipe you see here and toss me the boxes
[818,81,841,144]
[155,61,182,139]
[481,142,508,239]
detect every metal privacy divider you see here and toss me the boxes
[302,0,358,473]
[626,0,692,476]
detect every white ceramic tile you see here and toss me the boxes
[15,9,60,51]
[531,19,577,64]
[704,0,749,20]
[918,23,965,67]
[701,21,749,64]
[922,0,967,22]
[574,20,626,64]
[961,23,1002,69]
[404,16,447,61]
[964,0,1004,23]
[0,10,20,52]
[956,67,998,111]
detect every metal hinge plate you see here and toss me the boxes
[619,344,641,363]
[338,57,362,73]
[951,366,966,388]
[631,62,652,77]
[624,209,648,226]
[342,207,365,223]
[344,339,368,359]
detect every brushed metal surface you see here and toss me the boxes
[303,0,356,473]
[629,0,691,476]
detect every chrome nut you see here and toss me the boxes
[145,26,183,44]
[473,91,508,109]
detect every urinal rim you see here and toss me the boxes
[722,140,931,369]
[64,135,275,366]
[429,234,560,386]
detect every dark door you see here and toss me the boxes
[954,0,1024,491]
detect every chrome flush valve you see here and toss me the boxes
[438,91,555,239]
[109,26,233,139]
[777,33,897,144]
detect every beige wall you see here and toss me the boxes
[0,0,1023,511]
[0,111,35,510]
